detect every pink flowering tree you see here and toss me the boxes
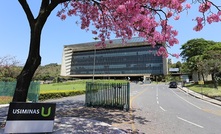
[13,0,221,102]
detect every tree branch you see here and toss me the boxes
[18,0,35,26]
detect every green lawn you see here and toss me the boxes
[40,79,128,93]
[185,84,221,97]
[0,96,12,104]
[0,79,128,104]
[40,82,85,93]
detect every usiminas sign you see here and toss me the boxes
[4,102,56,133]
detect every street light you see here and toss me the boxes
[92,45,96,82]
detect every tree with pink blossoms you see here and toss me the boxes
[13,0,221,102]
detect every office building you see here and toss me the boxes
[61,37,168,81]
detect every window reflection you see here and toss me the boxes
[70,45,163,75]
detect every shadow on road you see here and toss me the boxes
[55,100,132,124]
[1,100,152,133]
[55,100,151,133]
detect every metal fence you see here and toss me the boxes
[85,82,130,111]
[0,81,40,103]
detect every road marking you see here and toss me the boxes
[130,89,147,132]
[177,116,204,128]
[160,106,166,111]
[157,101,159,104]
[156,86,158,97]
[170,88,202,110]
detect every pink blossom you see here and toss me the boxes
[172,54,180,58]
[186,3,191,9]
[174,15,180,20]
[167,11,173,18]
[57,0,219,57]
[92,30,97,34]
[207,14,220,24]
[109,40,113,44]
[171,30,178,36]
[60,14,66,20]
[193,23,203,31]
[199,1,211,13]
[196,17,204,23]
[157,47,168,58]
[116,5,127,14]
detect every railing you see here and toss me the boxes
[85,82,130,111]
[0,81,40,104]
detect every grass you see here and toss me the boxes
[185,84,221,97]
[40,79,127,93]
[0,79,127,104]
[40,82,85,93]
[0,96,12,104]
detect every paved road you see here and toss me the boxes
[1,83,221,134]
[128,83,221,134]
[0,95,128,134]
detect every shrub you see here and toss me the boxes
[38,90,85,101]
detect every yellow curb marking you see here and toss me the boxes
[130,89,147,131]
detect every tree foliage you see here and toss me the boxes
[0,56,21,81]
[180,38,216,72]
[180,39,221,88]
[12,0,221,102]
[34,63,61,81]
[202,44,221,88]
[180,38,216,61]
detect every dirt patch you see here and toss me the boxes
[0,96,12,104]
[55,100,134,132]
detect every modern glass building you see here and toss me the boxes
[61,37,168,80]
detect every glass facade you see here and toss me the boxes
[70,45,164,75]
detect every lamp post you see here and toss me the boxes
[92,45,96,82]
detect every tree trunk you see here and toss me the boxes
[212,73,218,89]
[12,26,42,102]
[198,72,200,81]
[12,0,71,102]
[201,72,205,82]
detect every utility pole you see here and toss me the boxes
[92,45,96,82]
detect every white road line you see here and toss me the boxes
[160,106,166,111]
[177,116,204,128]
[170,88,202,110]
[156,88,158,97]
[156,97,158,100]
[157,101,159,104]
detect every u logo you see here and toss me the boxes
[41,107,51,117]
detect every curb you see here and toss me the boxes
[178,86,221,106]
[0,104,9,108]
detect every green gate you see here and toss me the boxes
[0,81,40,103]
[85,82,130,111]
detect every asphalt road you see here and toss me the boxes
[129,83,221,134]
[1,83,221,134]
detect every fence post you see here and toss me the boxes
[85,82,88,106]
[127,82,130,111]
[85,82,130,111]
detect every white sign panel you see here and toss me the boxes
[4,102,56,133]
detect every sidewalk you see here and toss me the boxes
[178,86,221,106]
[0,97,128,134]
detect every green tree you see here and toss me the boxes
[0,56,21,81]
[202,44,221,88]
[33,63,60,81]
[180,38,216,79]
[175,61,182,69]
[180,62,190,74]
[180,38,215,61]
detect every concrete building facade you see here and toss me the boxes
[61,37,168,81]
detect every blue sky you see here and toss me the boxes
[0,1,221,65]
